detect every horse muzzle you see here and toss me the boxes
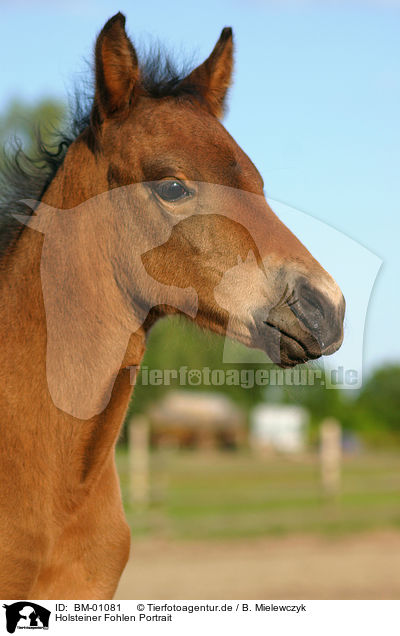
[260,276,345,368]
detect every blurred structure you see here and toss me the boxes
[250,404,308,454]
[320,417,342,497]
[148,391,245,450]
[129,415,150,506]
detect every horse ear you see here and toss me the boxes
[93,13,139,119]
[182,28,234,118]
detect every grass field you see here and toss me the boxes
[116,448,400,540]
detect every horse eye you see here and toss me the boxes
[153,180,189,202]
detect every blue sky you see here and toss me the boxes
[1,0,399,376]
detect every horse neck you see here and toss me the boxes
[0,139,146,498]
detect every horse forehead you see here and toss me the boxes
[139,108,252,169]
[134,98,236,147]
[106,99,263,188]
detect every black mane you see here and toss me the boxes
[0,45,198,260]
[140,46,197,98]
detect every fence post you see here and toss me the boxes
[320,417,342,497]
[129,415,150,506]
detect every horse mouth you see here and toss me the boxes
[262,320,323,368]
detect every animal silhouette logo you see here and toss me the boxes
[2,602,50,633]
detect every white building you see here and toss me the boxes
[250,404,308,453]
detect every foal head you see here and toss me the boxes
[47,13,345,373]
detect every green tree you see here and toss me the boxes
[352,365,400,445]
[0,97,66,160]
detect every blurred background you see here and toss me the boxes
[1,0,400,599]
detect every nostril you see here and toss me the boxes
[299,284,325,321]
[297,282,326,329]
[283,277,344,355]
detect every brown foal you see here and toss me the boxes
[0,13,344,598]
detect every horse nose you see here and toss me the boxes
[291,277,345,353]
